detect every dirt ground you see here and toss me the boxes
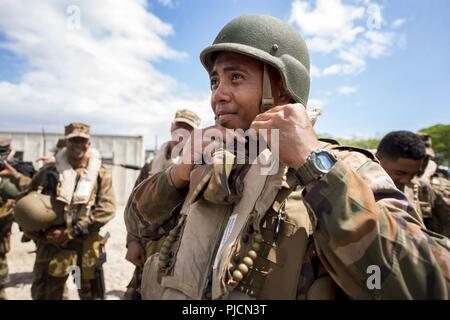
[4,205,135,300]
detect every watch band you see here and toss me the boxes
[295,152,318,185]
[295,149,337,186]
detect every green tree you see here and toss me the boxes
[420,124,450,166]
[318,133,380,151]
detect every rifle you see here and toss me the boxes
[94,231,110,299]
[0,148,36,178]
[110,163,142,171]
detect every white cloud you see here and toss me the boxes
[310,64,323,78]
[392,18,407,29]
[158,0,174,8]
[0,0,213,147]
[337,86,358,95]
[290,0,405,77]
[307,98,325,110]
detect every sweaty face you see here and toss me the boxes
[66,137,90,162]
[378,156,423,191]
[210,52,263,130]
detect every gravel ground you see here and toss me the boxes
[4,205,135,300]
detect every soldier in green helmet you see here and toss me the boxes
[132,14,450,299]
[0,135,33,299]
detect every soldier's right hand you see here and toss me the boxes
[126,239,145,266]
[170,125,245,189]
[0,161,18,178]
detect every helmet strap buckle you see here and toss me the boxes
[260,63,274,113]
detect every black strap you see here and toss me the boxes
[330,145,376,161]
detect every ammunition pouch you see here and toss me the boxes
[81,233,103,280]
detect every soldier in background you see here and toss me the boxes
[122,109,201,300]
[37,138,66,165]
[14,123,116,300]
[416,132,450,237]
[376,131,450,236]
[0,135,33,299]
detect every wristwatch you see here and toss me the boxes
[295,149,337,186]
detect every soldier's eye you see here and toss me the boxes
[210,78,219,90]
[231,73,244,81]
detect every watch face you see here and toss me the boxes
[315,151,336,172]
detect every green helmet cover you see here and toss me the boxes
[200,14,310,106]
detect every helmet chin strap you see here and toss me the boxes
[260,63,322,127]
[260,63,274,113]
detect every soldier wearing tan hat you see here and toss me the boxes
[18,122,116,300]
[122,109,201,300]
[173,109,201,130]
[64,122,91,140]
[37,138,66,165]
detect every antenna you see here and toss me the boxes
[42,127,47,156]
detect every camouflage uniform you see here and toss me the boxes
[123,109,201,300]
[0,136,32,299]
[132,141,450,299]
[23,123,116,300]
[405,175,450,238]
[412,133,450,237]
[122,148,171,300]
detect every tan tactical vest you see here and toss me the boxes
[142,143,353,300]
[53,148,102,232]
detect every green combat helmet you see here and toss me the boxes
[200,14,310,113]
[14,191,64,231]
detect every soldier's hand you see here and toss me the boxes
[46,227,71,246]
[126,239,145,266]
[250,103,320,169]
[36,156,55,165]
[0,161,18,178]
[170,125,244,189]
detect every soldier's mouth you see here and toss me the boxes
[217,113,237,123]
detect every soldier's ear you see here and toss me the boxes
[278,87,291,104]
[267,65,291,104]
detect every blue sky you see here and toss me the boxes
[0,0,449,147]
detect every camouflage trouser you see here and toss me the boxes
[0,215,13,300]
[31,232,104,300]
[0,252,8,300]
